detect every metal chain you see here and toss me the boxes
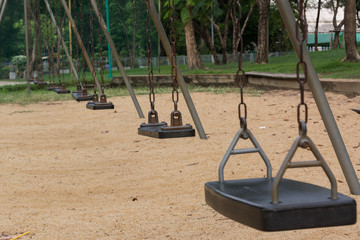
[55,0,61,85]
[235,2,248,129]
[296,0,308,126]
[89,1,97,94]
[169,0,179,109]
[45,4,52,83]
[49,0,55,84]
[97,0,105,87]
[146,0,155,111]
[79,0,87,86]
[36,0,43,81]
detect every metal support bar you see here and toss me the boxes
[288,161,321,168]
[89,0,144,118]
[276,0,360,195]
[231,148,259,155]
[0,0,7,25]
[60,0,103,95]
[148,0,207,139]
[44,0,82,89]
[24,0,31,96]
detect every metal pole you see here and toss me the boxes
[69,0,73,84]
[89,0,145,118]
[60,0,103,95]
[0,0,8,25]
[105,0,113,79]
[44,0,82,89]
[275,0,360,194]
[24,0,31,96]
[149,0,207,140]
[0,0,4,12]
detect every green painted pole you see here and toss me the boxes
[105,0,113,78]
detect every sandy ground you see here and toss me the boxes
[1,89,360,239]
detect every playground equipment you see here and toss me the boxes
[204,0,356,231]
[138,0,195,138]
[70,0,94,102]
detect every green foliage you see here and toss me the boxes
[11,55,27,68]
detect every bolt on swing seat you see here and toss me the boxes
[54,84,71,94]
[86,94,114,110]
[72,86,94,102]
[204,121,356,231]
[138,108,195,138]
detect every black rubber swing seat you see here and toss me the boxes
[205,178,356,231]
[72,91,94,102]
[45,85,56,91]
[138,122,195,138]
[34,80,48,86]
[204,126,356,231]
[86,101,114,110]
[54,87,71,94]
[351,109,360,114]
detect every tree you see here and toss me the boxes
[192,0,222,65]
[230,0,255,61]
[114,0,141,69]
[255,0,270,64]
[209,0,232,64]
[182,2,203,69]
[324,0,344,49]
[314,0,322,51]
[342,0,360,62]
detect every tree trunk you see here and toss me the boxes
[314,0,321,51]
[333,31,341,48]
[255,0,270,64]
[230,2,254,62]
[130,0,139,69]
[193,22,220,65]
[116,0,132,70]
[343,0,360,62]
[184,6,202,70]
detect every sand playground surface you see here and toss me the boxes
[1,89,360,239]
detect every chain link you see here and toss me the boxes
[36,0,43,81]
[97,0,105,87]
[234,2,248,128]
[145,0,156,110]
[169,0,179,106]
[89,1,97,93]
[296,0,308,125]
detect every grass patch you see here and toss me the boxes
[0,84,262,105]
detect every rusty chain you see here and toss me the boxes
[235,2,248,129]
[97,0,105,87]
[79,0,88,86]
[89,1,97,94]
[169,0,179,110]
[296,0,308,127]
[45,0,52,84]
[146,0,156,111]
[36,0,43,81]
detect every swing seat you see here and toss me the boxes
[46,85,56,91]
[72,91,94,102]
[138,122,167,138]
[205,178,356,231]
[351,109,360,114]
[138,123,195,138]
[54,87,71,94]
[37,81,48,86]
[86,101,114,110]
[34,80,47,86]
